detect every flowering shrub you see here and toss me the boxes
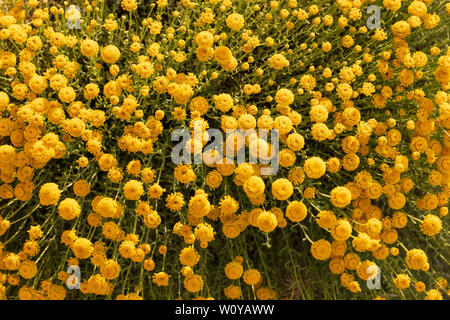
[0,0,449,300]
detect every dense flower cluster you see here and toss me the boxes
[0,0,449,300]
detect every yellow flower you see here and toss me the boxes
[310,104,329,123]
[80,39,99,58]
[121,0,138,12]
[18,260,38,279]
[58,198,81,220]
[268,53,289,70]
[205,170,223,189]
[38,183,61,206]
[174,164,197,184]
[224,261,243,280]
[123,180,144,201]
[143,258,155,271]
[100,260,121,280]
[415,281,426,292]
[424,289,443,300]
[356,260,377,281]
[165,192,185,212]
[304,157,326,179]
[288,167,305,185]
[271,178,293,201]
[316,210,336,230]
[392,21,411,39]
[420,214,442,236]
[101,45,121,64]
[186,193,208,218]
[243,176,265,199]
[72,238,94,259]
[148,183,165,199]
[179,247,200,267]
[394,274,410,290]
[256,211,277,233]
[311,239,332,261]
[330,186,352,208]
[352,233,373,252]
[28,73,48,94]
[286,133,305,151]
[285,201,307,222]
[73,180,90,197]
[387,192,406,209]
[58,86,76,103]
[243,269,261,286]
[222,222,241,239]
[195,31,214,48]
[119,240,136,259]
[275,88,294,106]
[341,35,354,48]
[224,285,242,299]
[272,116,293,135]
[226,13,245,31]
[213,93,234,113]
[331,219,352,241]
[383,0,401,11]
[152,272,170,287]
[406,249,428,271]
[184,274,204,293]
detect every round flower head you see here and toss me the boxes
[123,180,144,200]
[316,210,336,229]
[331,219,352,241]
[275,88,294,106]
[100,260,121,280]
[311,239,332,261]
[152,272,170,287]
[286,133,305,151]
[121,0,138,12]
[243,269,261,286]
[424,289,443,300]
[184,274,204,293]
[18,260,38,279]
[406,249,428,271]
[58,198,81,220]
[226,13,245,31]
[195,31,214,48]
[286,201,307,222]
[268,54,290,70]
[304,157,326,179]
[330,186,352,208]
[256,211,277,233]
[72,238,94,259]
[189,192,211,218]
[243,176,265,199]
[224,261,244,280]
[421,214,442,236]
[394,274,410,290]
[271,178,293,201]
[73,180,90,197]
[224,285,242,299]
[39,183,61,206]
[179,247,200,267]
[101,45,121,64]
[356,260,378,281]
[80,39,99,58]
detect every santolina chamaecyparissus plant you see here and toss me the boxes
[0,0,449,300]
